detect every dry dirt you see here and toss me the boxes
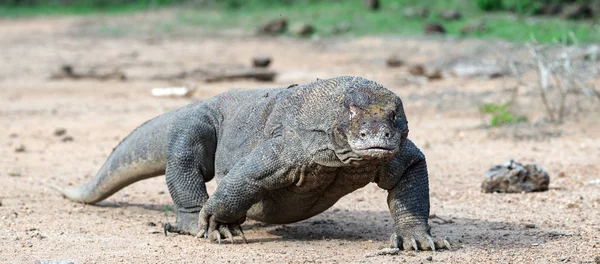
[1,12,599,263]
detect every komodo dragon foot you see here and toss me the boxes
[163,211,201,236]
[197,213,247,244]
[389,230,453,251]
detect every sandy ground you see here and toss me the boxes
[0,12,599,263]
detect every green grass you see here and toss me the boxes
[173,0,600,43]
[2,0,600,43]
[479,103,527,127]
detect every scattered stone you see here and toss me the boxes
[438,9,462,20]
[252,56,272,68]
[403,7,429,18]
[525,223,536,229]
[290,23,315,37]
[547,230,573,237]
[482,160,550,193]
[362,0,380,10]
[50,64,126,81]
[331,22,351,35]
[567,203,578,209]
[145,221,156,227]
[54,128,67,137]
[424,23,446,34]
[151,87,193,98]
[559,256,569,262]
[450,60,505,79]
[408,64,425,76]
[8,171,21,177]
[365,248,399,257]
[586,179,600,185]
[14,145,26,153]
[426,255,433,261]
[0,199,2,206]
[460,22,486,35]
[153,64,277,83]
[61,136,74,142]
[385,55,404,67]
[257,18,288,35]
[426,69,442,80]
[408,64,442,80]
[561,4,593,20]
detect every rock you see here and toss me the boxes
[586,179,600,185]
[50,64,126,81]
[362,0,380,11]
[426,69,442,80]
[408,64,425,76]
[257,18,288,35]
[54,128,67,137]
[403,7,429,18]
[151,87,193,98]
[561,4,593,20]
[8,171,21,177]
[482,160,550,193]
[408,64,441,80]
[547,231,573,237]
[290,23,315,37]
[450,60,506,79]
[524,223,536,228]
[331,22,351,35]
[426,255,433,261]
[62,136,74,142]
[460,22,486,35]
[145,221,156,227]
[148,228,161,234]
[385,56,404,67]
[252,56,272,68]
[0,199,2,206]
[438,9,462,20]
[14,145,26,153]
[424,23,446,34]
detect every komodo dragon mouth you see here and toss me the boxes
[352,146,398,159]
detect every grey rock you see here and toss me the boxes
[482,160,550,193]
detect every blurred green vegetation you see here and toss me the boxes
[479,103,528,127]
[1,0,599,43]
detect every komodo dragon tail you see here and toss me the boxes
[49,113,173,204]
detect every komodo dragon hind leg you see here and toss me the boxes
[163,110,218,237]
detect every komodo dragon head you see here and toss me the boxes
[338,82,407,160]
[324,76,409,162]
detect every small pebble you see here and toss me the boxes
[145,221,156,227]
[62,136,74,142]
[14,145,26,153]
[426,255,433,261]
[525,223,536,228]
[54,128,67,136]
[148,229,161,234]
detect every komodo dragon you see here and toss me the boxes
[51,76,451,251]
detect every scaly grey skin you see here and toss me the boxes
[51,76,450,251]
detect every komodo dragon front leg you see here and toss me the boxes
[197,137,300,243]
[380,140,452,251]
